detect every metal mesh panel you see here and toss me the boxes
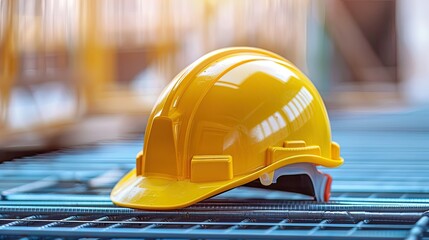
[1,109,429,239]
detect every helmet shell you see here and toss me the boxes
[111,47,343,209]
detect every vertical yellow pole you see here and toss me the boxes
[77,0,115,112]
[0,0,18,129]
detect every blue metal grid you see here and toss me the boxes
[1,108,429,239]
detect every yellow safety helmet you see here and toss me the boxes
[111,47,343,210]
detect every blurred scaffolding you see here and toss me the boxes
[1,0,428,155]
[0,0,310,153]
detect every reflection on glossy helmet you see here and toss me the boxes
[111,47,344,210]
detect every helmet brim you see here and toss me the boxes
[111,168,243,210]
[111,155,343,210]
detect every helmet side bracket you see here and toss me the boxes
[267,140,343,168]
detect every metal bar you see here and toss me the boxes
[38,215,79,229]
[72,216,109,229]
[406,215,429,240]
[3,194,111,202]
[265,218,290,233]
[225,218,252,232]
[184,219,213,232]
[102,216,140,230]
[0,218,416,229]
[1,204,429,216]
[0,210,424,222]
[0,226,411,239]
[346,220,369,236]
[1,176,58,195]
[0,215,41,228]
[307,219,331,235]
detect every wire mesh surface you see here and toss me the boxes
[1,109,429,239]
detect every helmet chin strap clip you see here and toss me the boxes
[256,163,332,202]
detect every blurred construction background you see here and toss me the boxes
[0,0,428,158]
